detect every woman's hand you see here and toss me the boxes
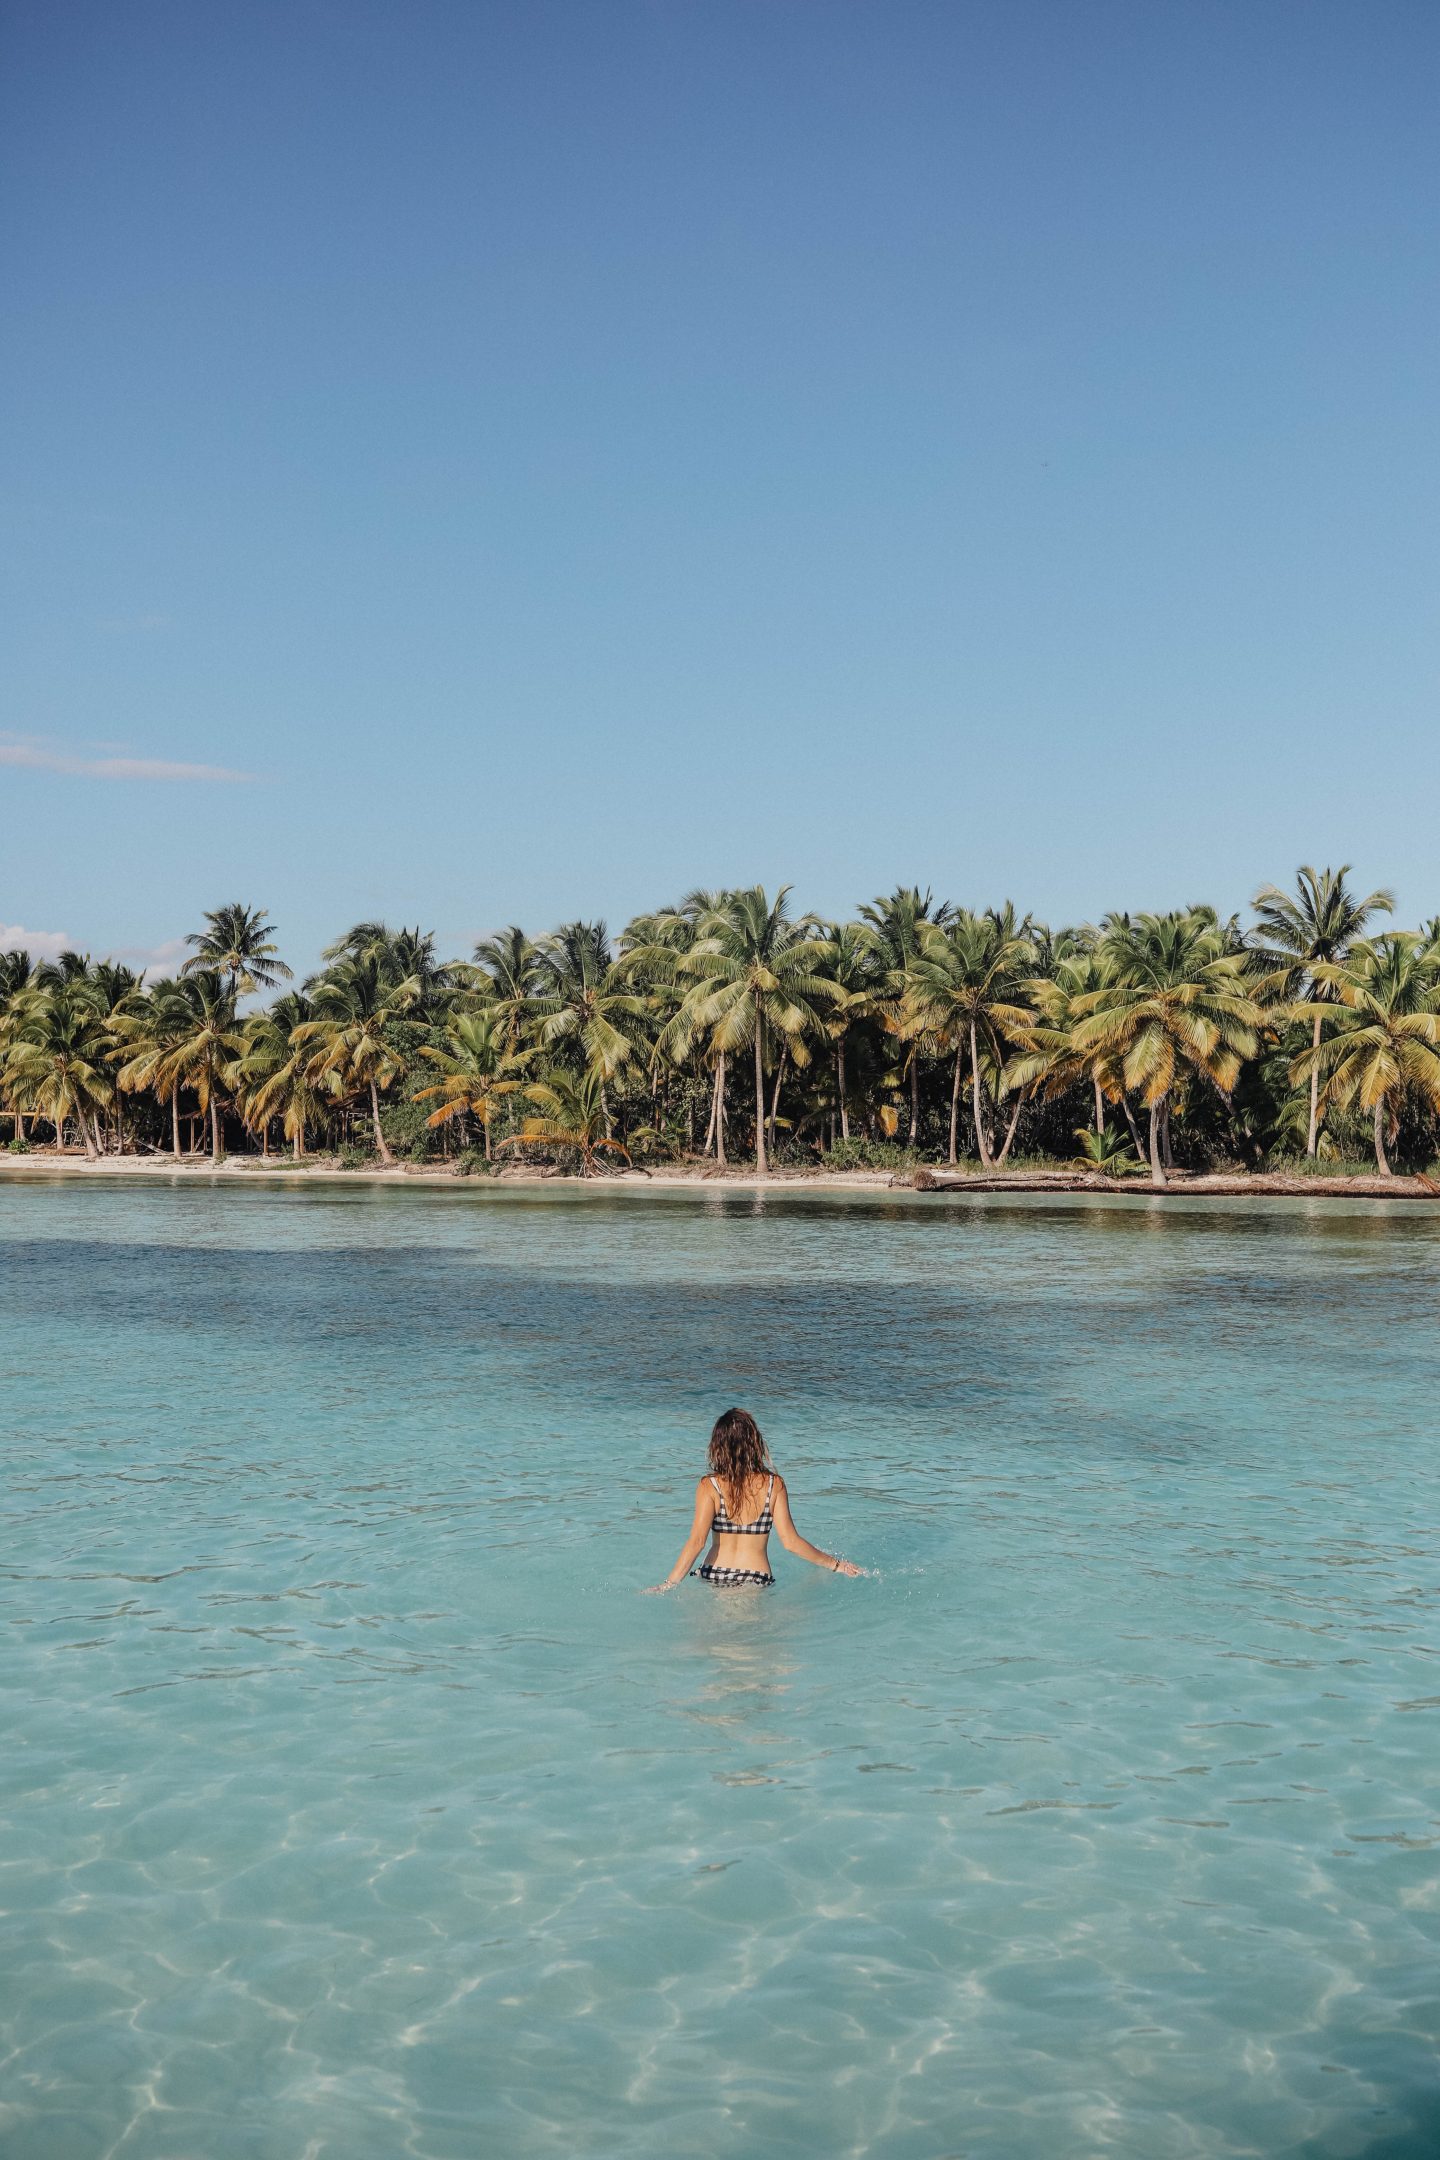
[832,1558,862,1577]
[642,1581,675,1596]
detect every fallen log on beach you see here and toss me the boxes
[903,1166,1440,1201]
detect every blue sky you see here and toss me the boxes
[3,0,1436,976]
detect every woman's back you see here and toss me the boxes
[647,1407,861,1591]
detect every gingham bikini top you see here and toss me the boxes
[709,1473,775,1535]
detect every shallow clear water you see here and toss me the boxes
[3,1178,1439,2160]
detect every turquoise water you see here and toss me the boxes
[3,1179,1439,2160]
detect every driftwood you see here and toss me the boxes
[904,1166,1440,1202]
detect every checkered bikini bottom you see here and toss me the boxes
[694,1564,775,1588]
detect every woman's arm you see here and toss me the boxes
[644,1478,717,1593]
[772,1476,861,1575]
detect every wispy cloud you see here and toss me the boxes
[0,922,73,962]
[0,735,253,783]
[108,937,189,977]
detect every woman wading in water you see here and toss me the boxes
[647,1408,861,1591]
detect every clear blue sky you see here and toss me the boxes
[3,0,1436,976]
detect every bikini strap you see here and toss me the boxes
[709,1475,725,1506]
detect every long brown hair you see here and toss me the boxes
[708,1408,771,1514]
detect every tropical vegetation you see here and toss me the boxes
[3,872,1439,1181]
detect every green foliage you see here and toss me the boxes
[455,1147,494,1177]
[7,1133,31,1154]
[336,1144,374,1171]
[379,1096,442,1161]
[1071,1126,1141,1176]
[824,1137,917,1171]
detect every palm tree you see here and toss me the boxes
[1073,910,1264,1185]
[78,961,144,1152]
[7,987,115,1157]
[151,972,245,1160]
[675,887,839,1173]
[530,922,649,1088]
[0,949,36,1141]
[857,886,953,1145]
[415,1011,523,1159]
[1251,866,1394,1155]
[183,904,292,1002]
[1296,935,1440,1174]
[1008,945,1147,1154]
[620,896,733,1159]
[470,927,544,1051]
[498,1067,631,1176]
[295,954,412,1164]
[819,922,878,1144]
[235,992,333,1158]
[114,977,198,1158]
[901,911,1035,1165]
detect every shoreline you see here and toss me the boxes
[1,1155,1436,1202]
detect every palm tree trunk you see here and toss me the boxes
[767,1043,787,1153]
[90,1110,104,1157]
[370,1077,393,1164]
[1148,1099,1166,1186]
[909,1058,919,1145]
[1094,1078,1105,1136]
[1307,1009,1322,1155]
[1161,1099,1175,1170]
[969,1021,992,1167]
[483,1110,492,1161]
[171,1084,181,1160]
[1373,1097,1391,1175]
[753,1023,767,1174]
[702,1063,718,1155]
[837,1043,849,1142]
[211,1096,223,1160]
[293,1123,304,1161]
[948,1043,963,1164]
[54,1111,65,1151]
[1120,1093,1145,1156]
[15,1111,24,1142]
[716,1052,727,1166]
[995,1092,1024,1167]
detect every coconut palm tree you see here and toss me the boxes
[1008,946,1147,1154]
[499,1066,631,1176]
[1073,910,1264,1185]
[470,927,544,1051]
[672,887,839,1174]
[235,992,333,1157]
[183,904,292,1002]
[619,896,736,1159]
[113,977,199,1157]
[901,911,1035,1165]
[295,954,413,1164]
[150,972,246,1160]
[1296,935,1440,1174]
[857,886,953,1145]
[1251,866,1394,1155]
[529,922,649,1087]
[77,961,144,1152]
[0,950,37,1140]
[6,987,115,1156]
[415,1011,523,1159]
[819,921,879,1144]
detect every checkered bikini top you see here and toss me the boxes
[709,1472,775,1535]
